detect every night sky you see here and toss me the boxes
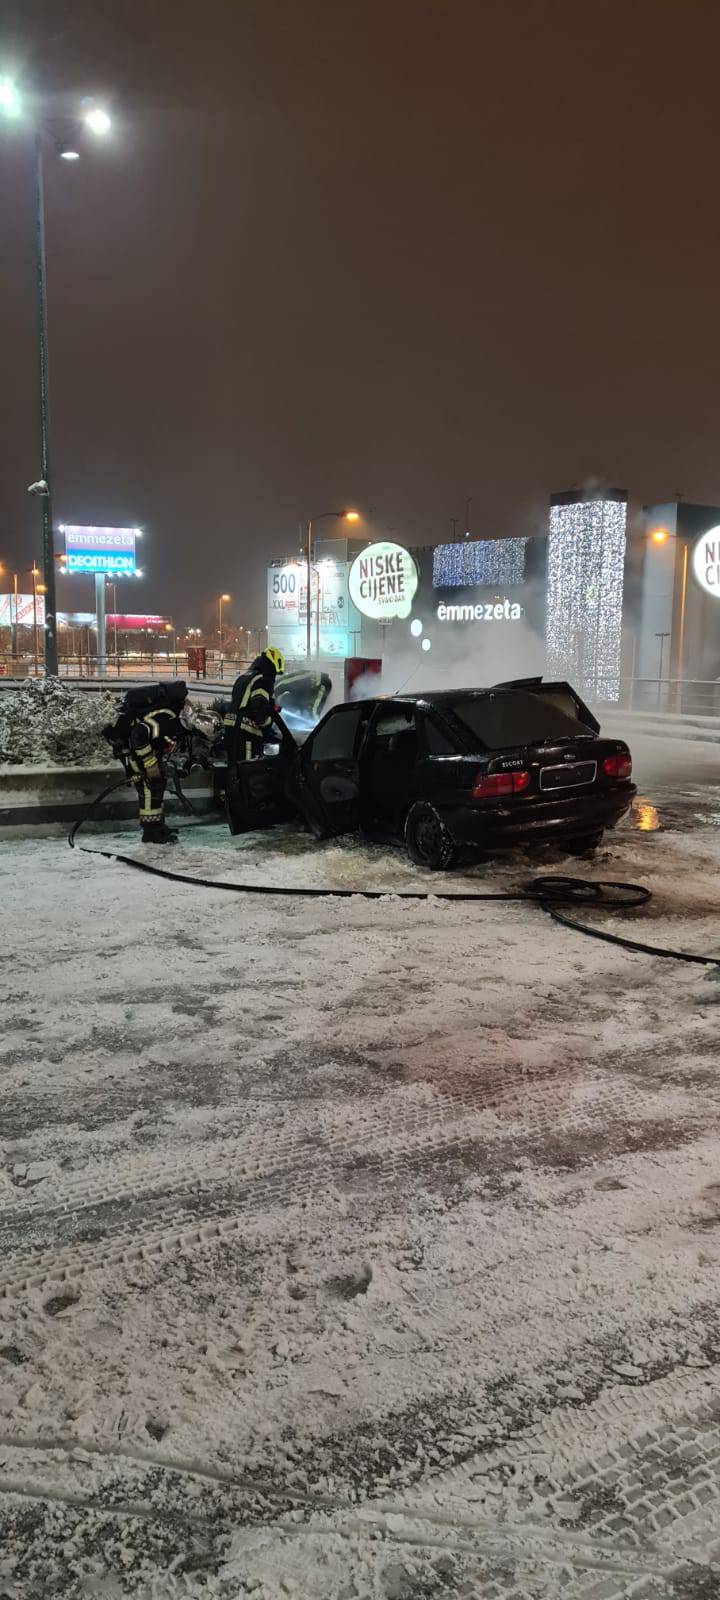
[1,0,719,629]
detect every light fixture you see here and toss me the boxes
[546,496,627,703]
[0,77,21,117]
[421,638,431,651]
[651,528,671,544]
[410,618,423,637]
[135,568,143,578]
[344,510,360,522]
[433,539,527,589]
[59,147,80,161]
[84,107,111,136]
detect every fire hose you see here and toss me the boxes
[67,778,720,969]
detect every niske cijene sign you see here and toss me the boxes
[693,527,720,597]
[349,541,418,620]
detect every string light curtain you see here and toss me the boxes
[433,539,527,589]
[546,497,627,702]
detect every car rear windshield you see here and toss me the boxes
[449,691,588,750]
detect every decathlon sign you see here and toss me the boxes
[437,598,523,622]
[692,527,720,597]
[60,524,139,575]
[349,541,418,620]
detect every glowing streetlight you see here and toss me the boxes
[84,107,111,137]
[218,594,231,664]
[304,509,360,659]
[0,78,21,117]
[0,77,116,675]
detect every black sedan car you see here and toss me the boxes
[226,677,635,869]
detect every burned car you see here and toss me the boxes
[225,677,635,868]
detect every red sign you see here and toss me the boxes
[106,615,169,632]
[187,646,207,677]
[344,657,382,697]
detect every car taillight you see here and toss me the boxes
[602,753,632,779]
[473,770,531,799]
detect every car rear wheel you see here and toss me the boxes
[564,829,604,856]
[404,802,458,870]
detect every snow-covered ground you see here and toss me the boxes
[2,752,720,1597]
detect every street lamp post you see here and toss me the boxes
[218,594,231,675]
[30,563,40,672]
[1,78,113,678]
[32,129,57,676]
[304,510,359,660]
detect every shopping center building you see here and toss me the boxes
[266,489,720,710]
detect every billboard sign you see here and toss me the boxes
[56,613,168,632]
[0,593,46,627]
[60,524,138,575]
[349,541,418,620]
[692,526,720,597]
[267,559,357,657]
[106,614,167,631]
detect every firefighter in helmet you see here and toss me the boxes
[103,680,199,844]
[226,647,285,762]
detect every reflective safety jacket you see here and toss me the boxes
[229,664,276,739]
[102,682,189,772]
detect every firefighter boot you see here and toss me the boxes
[141,820,179,845]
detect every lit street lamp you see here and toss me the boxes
[165,621,177,671]
[218,594,231,669]
[1,78,113,677]
[304,510,359,659]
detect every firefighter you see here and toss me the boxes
[227,647,285,762]
[103,680,193,844]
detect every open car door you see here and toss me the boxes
[287,702,374,836]
[225,714,298,835]
[493,677,600,734]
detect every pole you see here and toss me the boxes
[32,567,38,673]
[110,582,118,668]
[12,572,18,660]
[218,596,224,678]
[655,631,670,708]
[95,573,106,677]
[306,519,313,660]
[315,568,321,657]
[33,133,58,677]
[676,542,689,715]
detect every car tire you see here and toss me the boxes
[564,830,604,856]
[404,801,458,870]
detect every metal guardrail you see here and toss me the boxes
[3,658,720,721]
[614,679,720,717]
[0,652,254,682]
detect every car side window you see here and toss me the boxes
[308,707,365,762]
[422,715,457,755]
[373,706,416,739]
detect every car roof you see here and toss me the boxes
[342,687,528,709]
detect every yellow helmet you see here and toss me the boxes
[264,646,285,675]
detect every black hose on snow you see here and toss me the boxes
[67,788,720,969]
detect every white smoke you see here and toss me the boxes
[350,603,547,702]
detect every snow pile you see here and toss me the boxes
[0,678,121,767]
